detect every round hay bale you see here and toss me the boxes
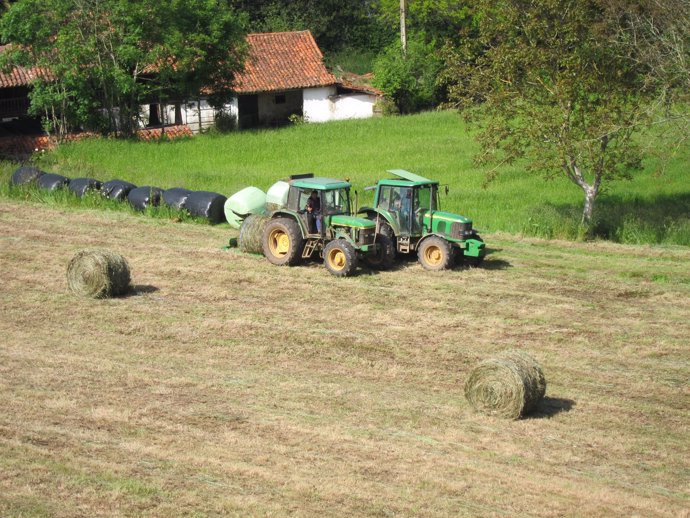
[66,249,131,298]
[239,214,269,254]
[11,166,45,186]
[464,350,546,419]
[102,179,136,201]
[37,173,70,191]
[69,177,102,197]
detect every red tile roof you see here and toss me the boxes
[233,31,336,94]
[0,45,52,87]
[0,31,336,94]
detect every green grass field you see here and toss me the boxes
[3,110,689,244]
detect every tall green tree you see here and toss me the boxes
[1,0,247,136]
[443,0,689,226]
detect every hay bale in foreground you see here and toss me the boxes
[239,214,269,254]
[464,350,546,419]
[37,173,70,191]
[66,249,131,298]
[102,179,136,201]
[69,177,102,197]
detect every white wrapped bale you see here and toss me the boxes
[224,186,266,228]
[265,181,289,211]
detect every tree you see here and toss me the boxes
[442,0,690,226]
[0,0,247,137]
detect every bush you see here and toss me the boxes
[372,36,442,114]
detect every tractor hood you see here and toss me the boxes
[330,215,376,229]
[423,210,472,225]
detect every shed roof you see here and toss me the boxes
[233,31,336,94]
[0,45,52,88]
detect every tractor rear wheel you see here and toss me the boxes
[364,233,395,270]
[324,240,358,277]
[262,217,304,266]
[417,236,453,271]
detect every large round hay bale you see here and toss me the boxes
[185,190,227,224]
[102,179,136,201]
[69,177,102,197]
[225,186,266,218]
[66,249,131,298]
[464,350,546,419]
[10,166,45,186]
[239,214,269,254]
[37,173,70,191]
[162,187,192,209]
[128,186,162,210]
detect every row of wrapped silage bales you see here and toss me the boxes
[9,166,228,224]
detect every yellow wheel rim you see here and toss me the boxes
[269,229,290,257]
[424,245,443,266]
[327,248,346,271]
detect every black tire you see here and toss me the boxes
[262,217,304,266]
[417,236,453,271]
[364,233,395,270]
[323,239,358,277]
[463,235,485,267]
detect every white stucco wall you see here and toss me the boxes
[257,90,302,125]
[303,86,338,122]
[330,93,378,120]
[303,87,378,122]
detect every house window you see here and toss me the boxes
[275,94,286,105]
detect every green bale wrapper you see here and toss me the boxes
[224,186,267,229]
[265,180,289,212]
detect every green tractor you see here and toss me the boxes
[358,170,486,271]
[262,174,395,276]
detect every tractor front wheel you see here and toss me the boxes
[324,240,358,277]
[364,233,395,270]
[417,236,453,271]
[262,217,304,266]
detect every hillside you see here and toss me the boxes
[1,199,688,516]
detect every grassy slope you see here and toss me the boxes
[1,200,689,517]
[24,111,690,244]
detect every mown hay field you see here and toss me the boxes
[1,199,688,517]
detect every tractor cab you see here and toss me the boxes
[285,176,352,236]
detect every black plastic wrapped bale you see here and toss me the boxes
[37,173,70,191]
[10,166,45,186]
[102,179,136,201]
[162,188,193,210]
[69,177,102,197]
[128,186,162,210]
[185,191,228,224]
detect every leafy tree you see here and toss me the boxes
[375,0,473,44]
[373,35,441,113]
[442,0,689,226]
[1,0,247,136]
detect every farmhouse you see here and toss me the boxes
[0,31,382,142]
[149,30,382,131]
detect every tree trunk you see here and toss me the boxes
[400,0,407,55]
[582,186,597,225]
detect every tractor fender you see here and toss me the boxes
[357,207,401,236]
[417,233,456,250]
[270,209,308,237]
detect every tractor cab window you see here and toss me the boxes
[412,185,436,232]
[323,188,350,215]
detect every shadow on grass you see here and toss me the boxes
[525,192,690,245]
[527,397,576,419]
[126,284,159,296]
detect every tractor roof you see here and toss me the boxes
[290,176,351,190]
[381,169,438,187]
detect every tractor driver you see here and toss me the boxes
[305,190,321,233]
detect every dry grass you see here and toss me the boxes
[0,199,688,517]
